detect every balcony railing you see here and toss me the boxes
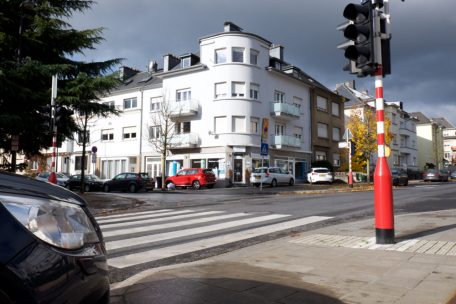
[273,135,301,148]
[271,102,300,119]
[169,133,199,148]
[169,99,198,118]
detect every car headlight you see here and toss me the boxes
[1,194,99,250]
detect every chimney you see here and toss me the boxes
[269,44,284,61]
[224,21,243,32]
[148,60,158,72]
[119,66,139,80]
[163,54,180,72]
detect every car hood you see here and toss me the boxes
[0,172,86,206]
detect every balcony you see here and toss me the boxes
[273,135,301,149]
[271,102,300,120]
[169,133,199,149]
[169,99,198,118]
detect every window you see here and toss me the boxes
[215,48,226,64]
[275,123,285,135]
[101,129,114,141]
[316,151,327,161]
[149,126,161,139]
[176,89,191,101]
[392,113,397,124]
[77,131,90,144]
[214,116,227,133]
[294,126,303,140]
[274,91,285,103]
[75,156,88,170]
[333,153,341,166]
[316,96,327,111]
[250,117,259,134]
[232,116,246,133]
[317,123,328,138]
[215,82,227,99]
[250,49,259,65]
[123,97,137,109]
[103,101,115,109]
[331,102,340,116]
[232,47,244,63]
[150,97,162,112]
[182,57,191,68]
[175,121,191,134]
[231,82,245,97]
[250,83,259,100]
[293,96,302,112]
[332,127,340,141]
[123,126,137,140]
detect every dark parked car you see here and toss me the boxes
[391,168,408,186]
[451,171,456,179]
[165,168,217,190]
[65,174,105,192]
[423,169,449,182]
[103,172,154,193]
[0,172,109,304]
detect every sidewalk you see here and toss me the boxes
[110,209,456,304]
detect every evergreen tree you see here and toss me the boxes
[0,0,121,171]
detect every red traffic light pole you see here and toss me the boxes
[372,0,394,244]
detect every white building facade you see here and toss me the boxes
[47,22,325,184]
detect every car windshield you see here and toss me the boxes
[203,169,214,174]
[426,169,437,174]
[252,168,267,174]
[314,169,329,173]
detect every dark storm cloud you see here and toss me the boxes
[70,0,456,125]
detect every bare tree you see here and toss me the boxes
[147,94,186,190]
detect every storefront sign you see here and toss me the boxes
[233,146,246,153]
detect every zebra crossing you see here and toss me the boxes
[95,209,332,270]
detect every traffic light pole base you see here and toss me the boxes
[376,228,395,244]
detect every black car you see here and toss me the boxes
[0,172,109,304]
[65,174,105,192]
[103,172,154,193]
[391,168,408,186]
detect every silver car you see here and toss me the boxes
[250,167,295,187]
[35,172,69,186]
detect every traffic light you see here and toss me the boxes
[54,105,74,129]
[341,1,375,77]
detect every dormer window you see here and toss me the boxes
[182,57,191,68]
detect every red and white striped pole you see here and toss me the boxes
[373,1,394,244]
[48,75,58,184]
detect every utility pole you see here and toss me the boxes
[48,75,58,184]
[339,0,394,244]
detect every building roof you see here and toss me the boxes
[430,117,455,128]
[409,112,432,124]
[335,82,372,106]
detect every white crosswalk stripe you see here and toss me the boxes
[96,209,332,269]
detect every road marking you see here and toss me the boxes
[102,212,251,238]
[108,216,332,268]
[96,209,197,224]
[105,213,290,251]
[99,211,223,229]
[95,209,173,220]
[289,234,456,256]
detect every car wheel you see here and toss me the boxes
[207,184,214,189]
[289,178,294,186]
[271,179,277,187]
[404,180,408,186]
[103,185,110,192]
[84,184,91,192]
[192,180,201,190]
[129,184,137,193]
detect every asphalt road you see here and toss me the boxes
[83,181,456,282]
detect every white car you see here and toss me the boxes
[307,167,333,184]
[250,167,295,187]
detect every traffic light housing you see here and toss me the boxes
[54,105,74,129]
[342,1,375,77]
[39,105,52,134]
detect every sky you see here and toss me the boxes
[69,0,456,126]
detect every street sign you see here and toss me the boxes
[338,142,349,149]
[260,143,268,156]
[342,128,353,140]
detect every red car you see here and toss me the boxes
[165,168,216,190]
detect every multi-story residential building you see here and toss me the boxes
[409,112,445,170]
[35,22,343,184]
[336,82,419,173]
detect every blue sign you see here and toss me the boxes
[260,143,268,156]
